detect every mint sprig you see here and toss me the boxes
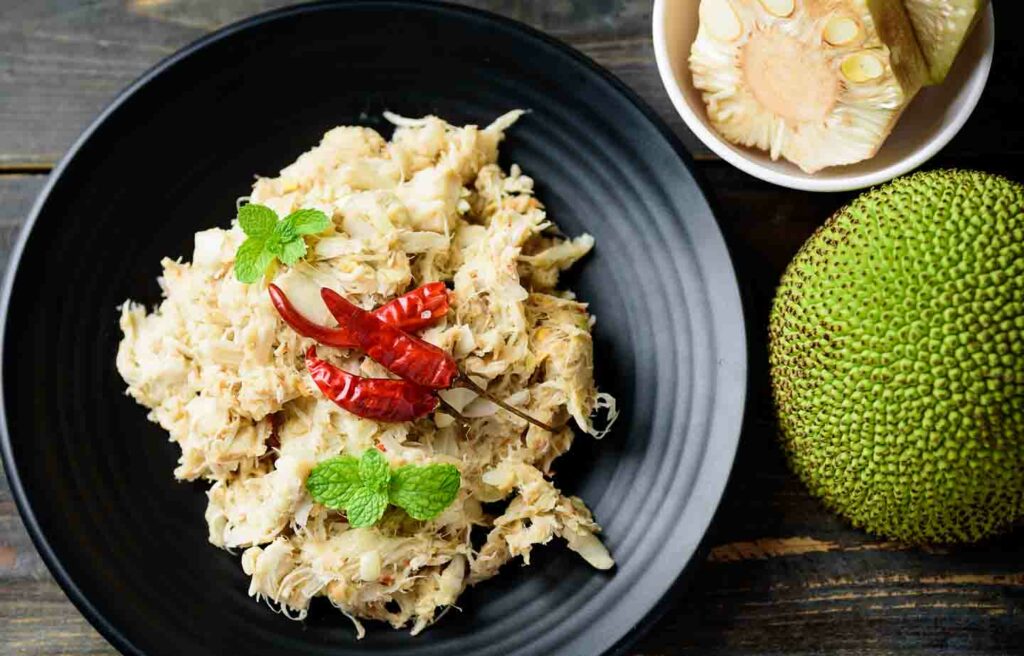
[389,464,463,521]
[306,450,461,527]
[233,203,331,283]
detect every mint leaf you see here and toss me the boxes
[278,238,307,266]
[265,221,296,257]
[263,234,283,257]
[307,452,460,527]
[345,487,389,528]
[234,237,275,284]
[238,204,278,239]
[306,456,362,509]
[285,209,331,235]
[234,205,326,284]
[359,449,391,494]
[273,219,298,244]
[389,464,461,520]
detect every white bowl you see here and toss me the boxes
[653,0,994,192]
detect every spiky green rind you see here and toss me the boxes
[769,170,1024,543]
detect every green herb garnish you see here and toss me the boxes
[306,449,461,527]
[233,204,330,283]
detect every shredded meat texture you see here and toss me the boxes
[116,111,618,636]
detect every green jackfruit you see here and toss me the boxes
[769,170,1024,543]
[904,0,987,84]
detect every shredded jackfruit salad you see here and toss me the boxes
[116,110,618,636]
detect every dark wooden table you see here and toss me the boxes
[1,2,1021,654]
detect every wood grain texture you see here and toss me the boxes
[0,0,711,167]
[0,176,43,272]
[2,0,1021,168]
[1,1,1023,655]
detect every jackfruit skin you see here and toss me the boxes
[769,170,1024,544]
[904,0,987,84]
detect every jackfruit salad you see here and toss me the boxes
[115,111,618,636]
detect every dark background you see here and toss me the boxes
[0,1,1020,654]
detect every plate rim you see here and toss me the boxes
[0,2,748,654]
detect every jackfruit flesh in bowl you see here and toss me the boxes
[689,0,928,174]
[904,0,987,84]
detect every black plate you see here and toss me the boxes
[0,2,746,655]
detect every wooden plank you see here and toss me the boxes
[0,0,292,168]
[0,175,44,273]
[2,1,1022,170]
[0,174,43,223]
[0,0,710,168]
[0,580,114,655]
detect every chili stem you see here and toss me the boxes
[454,375,557,433]
[437,398,471,431]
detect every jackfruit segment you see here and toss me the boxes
[904,0,987,84]
[824,16,861,46]
[700,0,743,41]
[690,0,929,173]
[758,0,794,17]
[841,52,884,82]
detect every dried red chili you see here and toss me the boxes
[320,287,460,389]
[269,285,352,347]
[305,346,438,422]
[268,282,449,348]
[373,281,449,332]
[320,287,556,432]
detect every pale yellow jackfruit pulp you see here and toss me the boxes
[690,0,929,173]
